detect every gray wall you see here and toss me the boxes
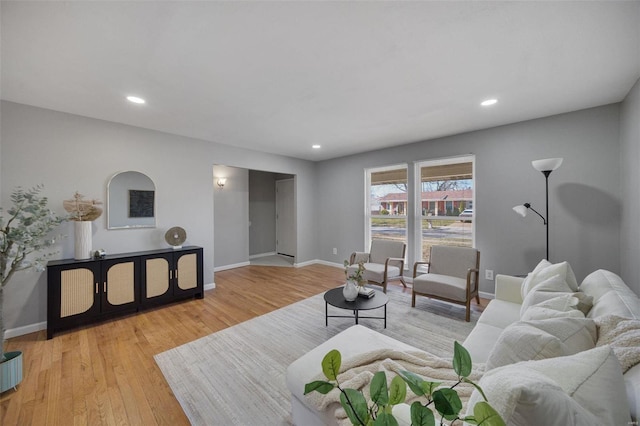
[315,104,622,294]
[620,77,640,294]
[213,165,249,268]
[249,170,277,256]
[0,101,317,333]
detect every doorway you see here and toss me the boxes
[276,178,295,258]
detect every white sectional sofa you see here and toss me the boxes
[286,266,640,425]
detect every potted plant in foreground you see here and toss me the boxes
[0,186,66,393]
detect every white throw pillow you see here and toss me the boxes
[521,260,579,298]
[485,317,596,370]
[520,287,579,318]
[521,306,584,321]
[521,259,551,299]
[467,346,630,426]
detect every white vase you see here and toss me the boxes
[343,280,358,302]
[74,221,92,260]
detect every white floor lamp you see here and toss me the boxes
[513,157,563,261]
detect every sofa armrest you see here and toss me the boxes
[494,274,524,304]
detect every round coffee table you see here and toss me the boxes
[324,286,389,328]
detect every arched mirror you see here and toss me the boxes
[107,171,156,229]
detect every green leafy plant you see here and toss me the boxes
[305,342,505,426]
[344,260,366,286]
[1,186,66,361]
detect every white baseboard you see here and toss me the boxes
[249,252,276,259]
[311,259,343,268]
[214,261,251,272]
[479,291,495,300]
[204,282,216,291]
[5,321,47,339]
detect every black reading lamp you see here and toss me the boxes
[513,157,563,261]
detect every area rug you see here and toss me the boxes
[154,289,478,425]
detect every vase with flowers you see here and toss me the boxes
[63,192,102,260]
[342,260,366,302]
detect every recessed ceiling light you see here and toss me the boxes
[312,144,321,149]
[126,96,146,104]
[481,99,498,106]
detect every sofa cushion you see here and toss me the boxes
[463,322,505,365]
[467,346,630,426]
[580,270,640,319]
[477,299,522,329]
[485,317,596,370]
[521,260,579,298]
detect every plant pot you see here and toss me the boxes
[1,351,23,393]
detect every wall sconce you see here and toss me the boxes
[216,178,227,189]
[512,157,563,261]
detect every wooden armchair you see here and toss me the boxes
[412,245,480,322]
[347,239,407,293]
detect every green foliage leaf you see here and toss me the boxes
[388,375,406,405]
[433,388,462,420]
[399,370,440,397]
[373,411,399,426]
[463,415,478,425]
[453,341,472,377]
[370,371,389,406]
[473,401,506,426]
[410,401,435,426]
[303,380,335,395]
[321,349,341,381]
[462,377,489,402]
[340,388,369,426]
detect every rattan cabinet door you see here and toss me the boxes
[100,258,139,313]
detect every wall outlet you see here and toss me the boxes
[485,269,494,280]
[332,247,337,255]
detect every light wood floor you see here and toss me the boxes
[0,264,487,425]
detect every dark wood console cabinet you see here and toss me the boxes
[47,246,203,339]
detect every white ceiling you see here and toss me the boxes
[2,1,639,161]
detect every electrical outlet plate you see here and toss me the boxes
[332,248,337,255]
[485,269,494,280]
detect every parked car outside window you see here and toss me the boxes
[459,209,473,222]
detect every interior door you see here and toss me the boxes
[276,178,296,258]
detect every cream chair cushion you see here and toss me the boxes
[413,273,467,302]
[360,263,401,283]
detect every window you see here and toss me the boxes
[365,156,474,269]
[417,156,474,261]
[366,165,408,248]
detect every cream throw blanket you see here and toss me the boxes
[305,348,485,425]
